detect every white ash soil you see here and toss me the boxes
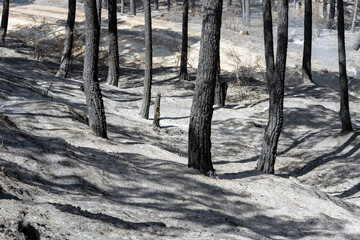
[1,1,360,239]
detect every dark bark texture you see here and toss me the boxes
[328,0,335,28]
[140,0,153,119]
[257,0,289,174]
[83,0,108,138]
[337,0,353,132]
[97,0,102,27]
[179,0,189,81]
[107,0,120,86]
[302,0,313,83]
[188,0,223,177]
[0,0,10,45]
[262,0,275,87]
[130,0,136,15]
[56,0,76,78]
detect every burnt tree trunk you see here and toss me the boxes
[140,0,153,119]
[153,93,161,127]
[154,0,159,10]
[338,0,353,132]
[83,0,108,138]
[351,0,358,33]
[257,0,289,174]
[107,0,120,86]
[97,0,102,26]
[188,0,223,177]
[130,0,136,15]
[180,0,189,81]
[328,0,335,28]
[167,0,171,11]
[0,0,10,45]
[56,0,76,78]
[262,0,275,87]
[302,0,313,83]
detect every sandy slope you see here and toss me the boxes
[1,0,360,239]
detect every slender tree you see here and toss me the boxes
[328,0,335,28]
[83,0,108,138]
[188,0,223,177]
[262,0,275,87]
[107,0,120,86]
[97,0,102,26]
[323,0,328,22]
[0,0,10,45]
[140,0,153,119]
[302,0,313,83]
[56,0,77,78]
[167,0,171,11]
[337,0,353,132]
[257,0,289,173]
[130,0,136,15]
[179,0,189,81]
[351,0,358,33]
[121,0,125,14]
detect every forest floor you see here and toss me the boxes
[1,0,360,239]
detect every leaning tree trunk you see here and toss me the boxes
[179,0,189,81]
[56,0,76,78]
[130,0,136,15]
[257,0,289,174]
[262,0,275,87]
[107,0,120,86]
[0,0,10,45]
[302,0,313,83]
[83,0,108,138]
[351,0,358,33]
[140,0,153,119]
[338,0,353,132]
[188,0,223,177]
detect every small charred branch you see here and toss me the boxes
[153,93,161,128]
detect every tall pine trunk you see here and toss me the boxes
[56,0,76,78]
[351,0,358,33]
[188,0,223,177]
[83,0,108,138]
[140,0,153,119]
[107,0,120,86]
[0,0,10,45]
[257,0,288,174]
[179,0,189,81]
[302,0,313,83]
[262,0,275,87]
[130,0,136,15]
[337,0,353,132]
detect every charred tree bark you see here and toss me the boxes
[188,0,223,177]
[153,93,161,127]
[83,0,108,138]
[337,0,353,132]
[0,0,10,45]
[130,0,136,15]
[328,0,335,28]
[107,0,120,86]
[56,0,76,78]
[97,0,102,27]
[179,0,189,81]
[257,0,288,174]
[302,0,313,83]
[262,0,275,87]
[140,0,153,119]
[351,0,358,33]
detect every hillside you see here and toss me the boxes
[1,0,360,239]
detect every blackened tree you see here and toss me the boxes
[257,0,289,173]
[0,0,10,45]
[179,0,189,81]
[262,0,275,87]
[188,0,223,177]
[97,0,102,26]
[328,0,335,28]
[83,0,108,138]
[130,0,136,15]
[107,0,120,86]
[337,0,353,132]
[56,0,77,78]
[302,0,313,83]
[140,0,153,119]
